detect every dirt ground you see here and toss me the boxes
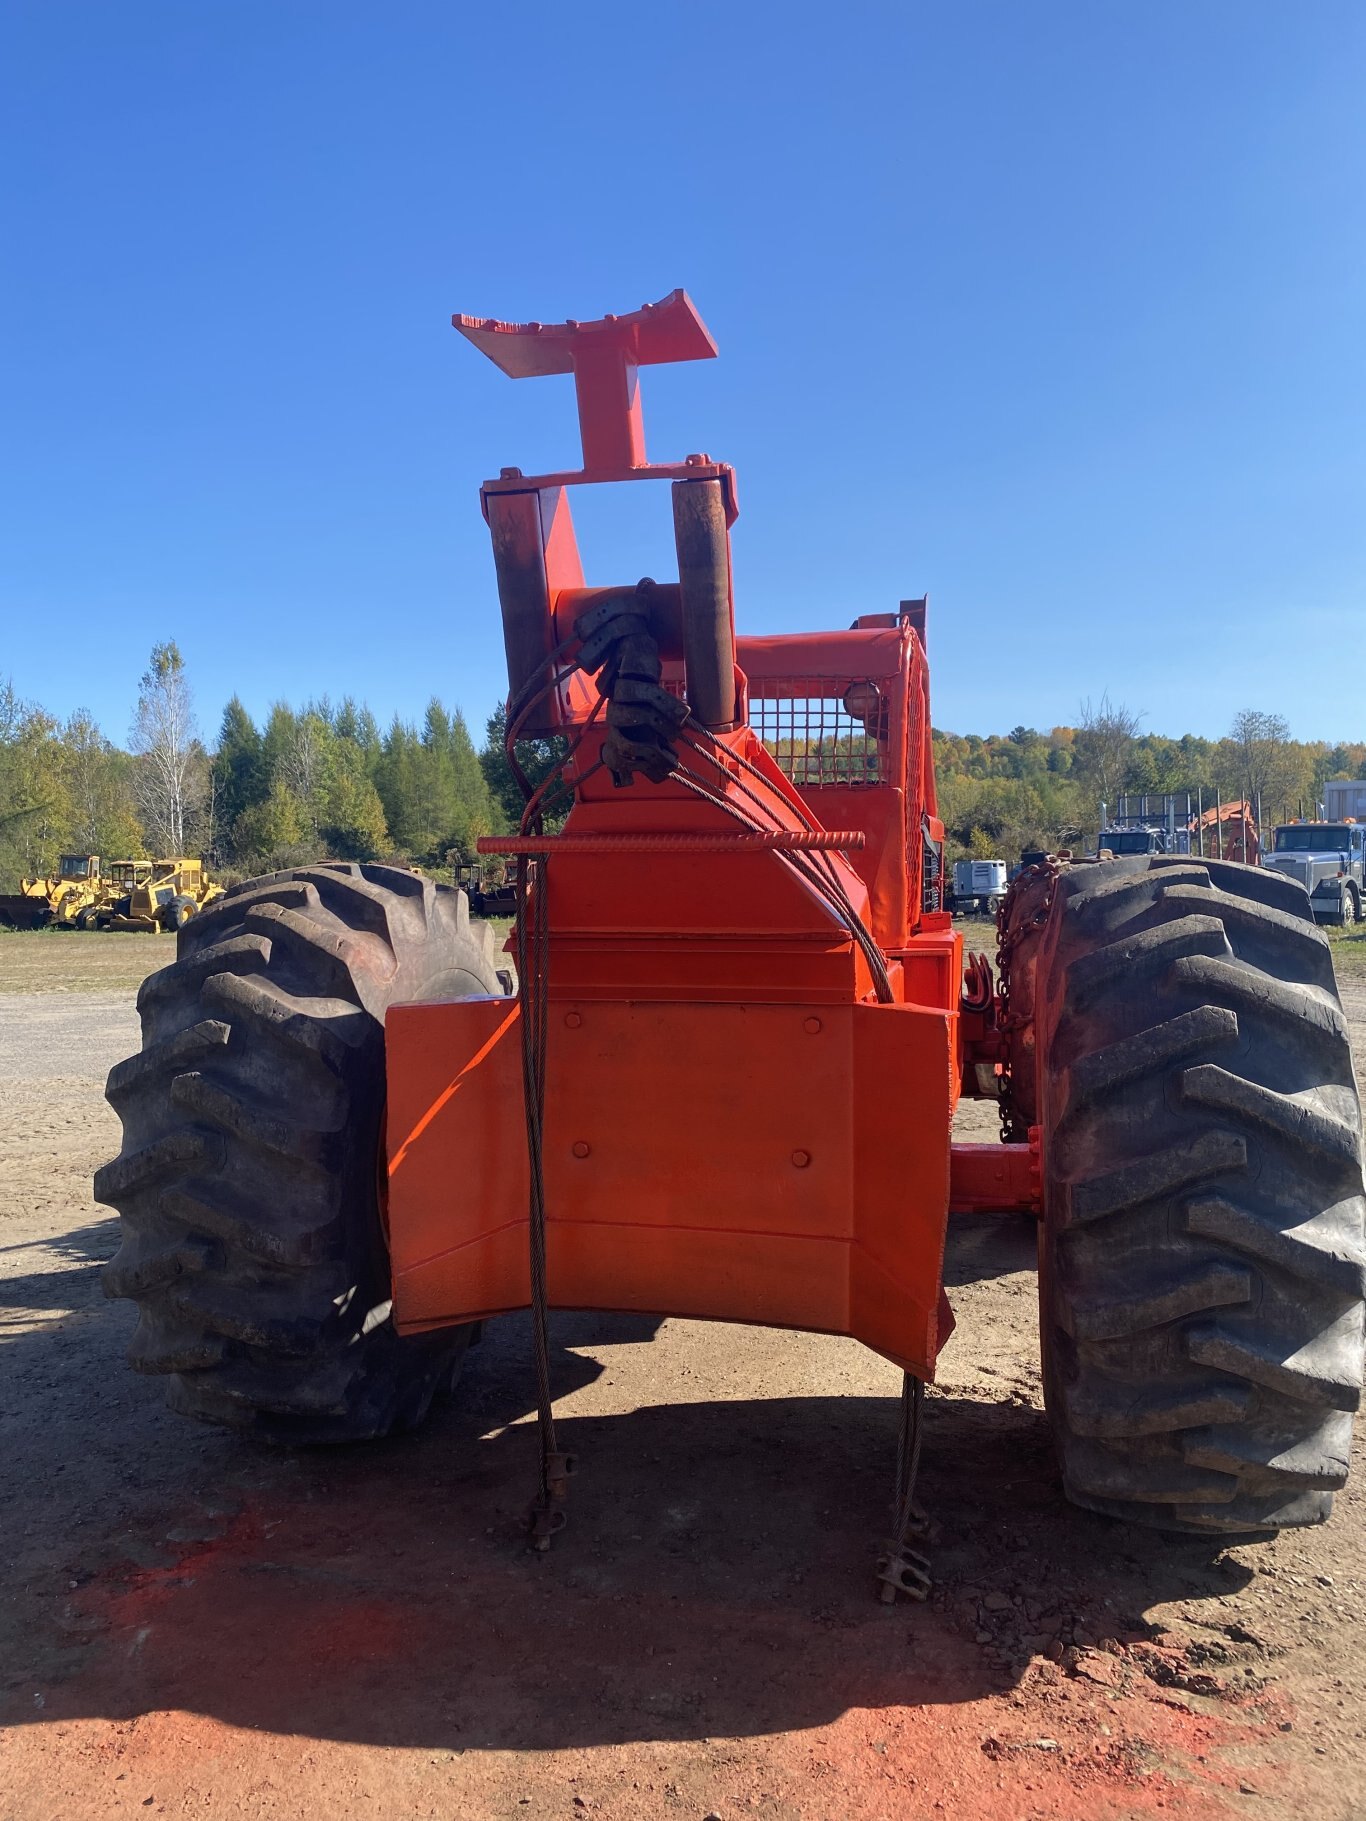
[2,925,1365,1821]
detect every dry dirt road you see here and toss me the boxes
[2,928,1365,1821]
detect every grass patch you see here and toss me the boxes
[0,928,176,995]
[1326,924,1366,980]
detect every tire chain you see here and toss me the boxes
[993,855,1065,1145]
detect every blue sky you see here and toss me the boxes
[2,3,1363,749]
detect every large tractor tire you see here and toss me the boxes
[1028,855,1366,1533]
[96,863,503,1442]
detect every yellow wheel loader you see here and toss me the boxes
[89,858,225,932]
[0,854,101,929]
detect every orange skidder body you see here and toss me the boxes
[385,293,981,1376]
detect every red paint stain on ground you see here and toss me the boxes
[2,1493,1293,1821]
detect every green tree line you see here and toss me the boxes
[5,650,1364,890]
[1,646,532,890]
[933,707,1366,863]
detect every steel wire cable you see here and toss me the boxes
[498,641,916,1579]
[518,695,607,836]
[678,731,926,1597]
[670,757,894,1004]
[512,858,557,1523]
[499,640,603,1544]
[678,723,894,999]
[893,1373,925,1541]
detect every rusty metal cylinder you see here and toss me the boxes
[672,478,737,731]
[487,488,560,736]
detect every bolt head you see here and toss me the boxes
[791,1149,812,1169]
[572,1141,590,1160]
[803,1017,822,1035]
[564,1011,582,1028]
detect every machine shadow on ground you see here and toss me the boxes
[939,1210,1038,1286]
[0,1232,1255,1756]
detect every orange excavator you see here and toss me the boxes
[1190,799,1260,865]
[98,293,1364,1588]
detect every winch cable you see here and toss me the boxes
[516,698,607,835]
[519,757,606,832]
[670,758,894,1005]
[501,630,583,782]
[501,648,922,1587]
[677,723,893,1000]
[682,717,846,892]
[669,757,927,1596]
[670,758,894,1003]
[879,1375,931,1603]
[677,725,928,1598]
[512,847,562,1546]
[495,642,604,1550]
[509,691,607,1549]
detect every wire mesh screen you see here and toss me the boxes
[749,681,886,786]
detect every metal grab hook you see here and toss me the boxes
[960,950,995,1014]
[527,1451,579,1553]
[876,1538,933,1604]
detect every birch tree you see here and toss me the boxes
[130,642,206,855]
[276,712,330,837]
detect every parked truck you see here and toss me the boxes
[1098,793,1193,857]
[1264,821,1366,925]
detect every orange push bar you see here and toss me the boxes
[386,994,957,1377]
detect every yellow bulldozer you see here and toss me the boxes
[83,857,225,933]
[0,854,102,929]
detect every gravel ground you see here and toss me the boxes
[0,928,1363,1821]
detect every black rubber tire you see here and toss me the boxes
[75,905,100,931]
[95,862,503,1443]
[1032,854,1366,1533]
[166,894,195,931]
